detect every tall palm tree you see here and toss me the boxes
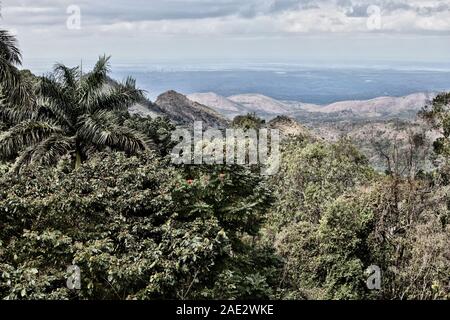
[0,55,149,171]
[0,29,32,106]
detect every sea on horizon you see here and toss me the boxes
[21,60,450,104]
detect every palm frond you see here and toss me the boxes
[11,134,74,172]
[38,75,66,102]
[79,55,111,100]
[8,71,35,107]
[0,96,57,125]
[107,124,152,153]
[86,76,144,113]
[54,63,80,90]
[88,55,111,83]
[78,110,149,153]
[0,104,33,123]
[0,120,63,158]
[0,30,34,106]
[0,30,21,65]
[34,97,75,130]
[0,59,33,106]
[37,75,76,119]
[0,59,18,90]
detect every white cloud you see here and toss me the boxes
[2,0,450,35]
[1,0,449,62]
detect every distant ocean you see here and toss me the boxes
[24,60,450,105]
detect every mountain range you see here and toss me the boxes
[187,91,435,121]
[122,85,439,171]
[127,86,435,130]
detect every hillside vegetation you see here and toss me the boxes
[0,29,449,300]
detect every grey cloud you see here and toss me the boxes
[345,4,370,17]
[2,0,450,34]
[2,0,322,26]
[86,0,308,21]
[416,3,450,17]
[341,0,412,16]
[381,1,412,11]
[340,0,450,18]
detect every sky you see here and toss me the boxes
[1,0,450,68]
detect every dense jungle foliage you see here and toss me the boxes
[0,29,449,300]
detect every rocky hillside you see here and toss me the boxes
[155,90,229,128]
[267,116,314,139]
[307,119,440,172]
[106,78,228,127]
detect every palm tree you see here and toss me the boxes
[0,55,149,171]
[0,29,32,106]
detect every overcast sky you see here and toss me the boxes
[2,0,450,67]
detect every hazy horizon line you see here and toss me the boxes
[21,58,450,75]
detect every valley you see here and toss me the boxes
[132,88,441,173]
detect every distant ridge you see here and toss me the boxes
[188,92,291,118]
[188,91,436,121]
[187,92,244,117]
[298,92,436,117]
[228,93,289,115]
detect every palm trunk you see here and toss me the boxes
[75,149,82,170]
